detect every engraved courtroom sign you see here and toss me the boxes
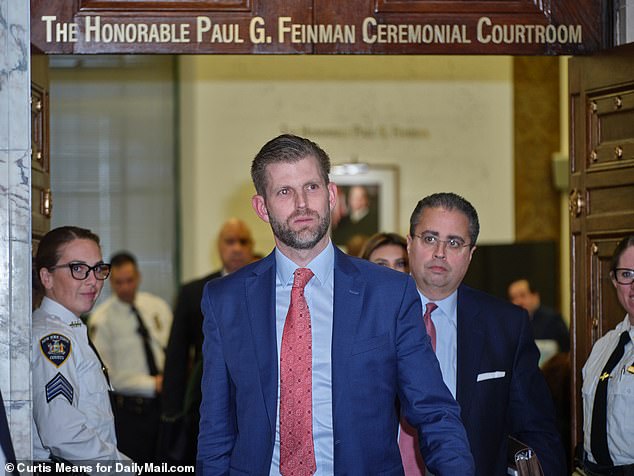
[30,0,603,55]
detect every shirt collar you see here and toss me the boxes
[618,314,633,339]
[40,296,83,326]
[111,295,137,311]
[275,240,334,287]
[417,288,458,324]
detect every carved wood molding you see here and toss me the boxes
[375,0,539,14]
[78,0,252,12]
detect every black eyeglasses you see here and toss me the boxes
[49,262,111,280]
[613,268,634,285]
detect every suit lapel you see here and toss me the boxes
[331,249,365,422]
[456,285,485,421]
[0,390,17,471]
[245,254,278,440]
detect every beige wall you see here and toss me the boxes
[559,57,571,324]
[179,55,515,280]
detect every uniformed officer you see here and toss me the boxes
[32,226,132,471]
[89,251,172,463]
[581,234,634,476]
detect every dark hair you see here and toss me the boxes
[409,192,480,246]
[34,226,101,292]
[35,226,101,274]
[610,234,634,273]
[508,278,538,295]
[250,134,330,197]
[360,232,407,261]
[110,251,138,269]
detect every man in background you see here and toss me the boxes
[508,277,572,470]
[508,278,570,353]
[89,251,173,463]
[161,218,255,464]
[406,192,565,476]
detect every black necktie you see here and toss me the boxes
[590,330,631,465]
[131,305,159,376]
[87,330,111,388]
[0,390,18,476]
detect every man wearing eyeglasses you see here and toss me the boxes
[405,192,566,476]
[89,251,173,464]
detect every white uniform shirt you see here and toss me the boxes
[582,315,634,465]
[32,297,130,465]
[89,292,173,397]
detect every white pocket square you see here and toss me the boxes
[477,371,506,382]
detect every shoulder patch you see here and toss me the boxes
[45,372,74,404]
[40,333,72,367]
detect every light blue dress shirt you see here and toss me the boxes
[418,290,459,398]
[269,243,335,475]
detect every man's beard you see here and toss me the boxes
[269,208,330,250]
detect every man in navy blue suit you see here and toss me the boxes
[197,135,474,475]
[0,390,18,476]
[407,192,566,476]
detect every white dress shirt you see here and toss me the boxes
[582,315,634,465]
[418,290,458,398]
[270,243,335,475]
[89,292,172,397]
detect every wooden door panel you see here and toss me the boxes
[588,88,634,167]
[30,83,49,176]
[78,0,252,10]
[587,185,634,217]
[569,43,634,455]
[375,0,539,14]
[30,54,51,243]
[588,237,625,338]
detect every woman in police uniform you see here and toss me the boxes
[581,234,634,476]
[32,226,131,469]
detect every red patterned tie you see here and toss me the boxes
[280,268,316,476]
[399,302,438,476]
[423,302,438,352]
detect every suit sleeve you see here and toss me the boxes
[153,298,174,349]
[196,283,236,476]
[554,314,571,353]
[396,279,475,476]
[509,312,567,476]
[162,285,194,416]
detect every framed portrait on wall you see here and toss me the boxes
[329,164,399,251]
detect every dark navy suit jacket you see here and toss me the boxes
[197,247,474,475]
[455,284,566,476]
[0,390,18,476]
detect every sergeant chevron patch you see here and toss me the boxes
[45,372,74,404]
